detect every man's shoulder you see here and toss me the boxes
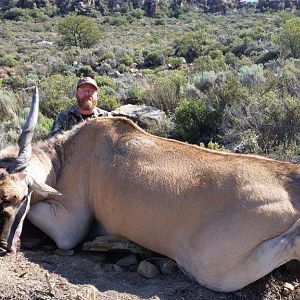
[55,106,81,120]
[58,106,79,117]
[94,107,111,117]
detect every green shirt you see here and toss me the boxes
[50,105,111,137]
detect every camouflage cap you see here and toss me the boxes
[77,77,98,90]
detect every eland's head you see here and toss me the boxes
[0,87,60,255]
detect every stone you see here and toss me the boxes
[112,104,174,135]
[21,238,43,250]
[55,249,74,256]
[137,261,160,279]
[116,254,137,267]
[152,259,178,275]
[102,263,114,272]
[83,236,151,255]
[113,264,125,272]
[41,244,57,251]
[128,264,139,272]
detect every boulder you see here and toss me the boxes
[137,261,160,278]
[112,104,174,135]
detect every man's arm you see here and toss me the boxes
[50,112,66,137]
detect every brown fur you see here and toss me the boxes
[1,117,300,292]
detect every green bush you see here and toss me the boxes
[99,51,115,61]
[277,17,300,58]
[0,54,18,67]
[173,99,220,144]
[75,65,94,77]
[167,56,185,69]
[121,54,134,66]
[0,89,17,122]
[142,73,186,114]
[144,51,165,68]
[193,71,217,91]
[58,14,101,49]
[128,9,144,19]
[174,31,212,63]
[94,75,116,90]
[98,90,120,111]
[2,8,31,21]
[39,75,77,118]
[127,83,143,104]
[238,64,265,88]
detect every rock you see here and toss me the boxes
[137,261,160,279]
[112,104,174,135]
[116,254,137,267]
[109,70,123,78]
[55,249,74,256]
[40,244,57,251]
[102,263,114,272]
[21,238,43,250]
[113,264,125,272]
[93,253,106,263]
[128,264,139,272]
[152,259,178,275]
[83,236,151,255]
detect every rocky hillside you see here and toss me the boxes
[257,0,300,11]
[0,0,245,16]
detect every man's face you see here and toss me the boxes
[76,83,98,111]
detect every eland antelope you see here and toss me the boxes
[0,87,299,292]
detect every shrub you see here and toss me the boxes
[155,18,167,25]
[0,89,17,122]
[58,14,101,49]
[0,54,18,67]
[0,118,20,150]
[144,51,165,68]
[94,75,116,90]
[277,17,300,58]
[99,51,115,61]
[39,75,77,118]
[174,31,212,63]
[173,99,220,144]
[238,64,265,88]
[75,65,94,77]
[2,8,31,21]
[128,9,144,19]
[142,73,186,114]
[98,90,120,111]
[121,54,134,66]
[127,83,143,104]
[167,56,185,69]
[108,16,127,26]
[193,71,217,91]
[220,90,300,153]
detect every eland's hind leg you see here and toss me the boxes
[27,199,92,250]
[204,218,300,292]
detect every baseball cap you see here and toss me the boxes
[77,77,98,90]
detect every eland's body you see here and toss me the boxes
[0,89,299,292]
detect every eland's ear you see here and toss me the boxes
[0,158,14,170]
[25,176,62,197]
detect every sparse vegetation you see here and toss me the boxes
[0,8,299,162]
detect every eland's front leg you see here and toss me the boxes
[27,199,92,250]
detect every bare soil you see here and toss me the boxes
[0,247,299,300]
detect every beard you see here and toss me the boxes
[77,97,96,111]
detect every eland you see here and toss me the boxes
[0,87,299,292]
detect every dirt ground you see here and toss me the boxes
[0,235,300,300]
